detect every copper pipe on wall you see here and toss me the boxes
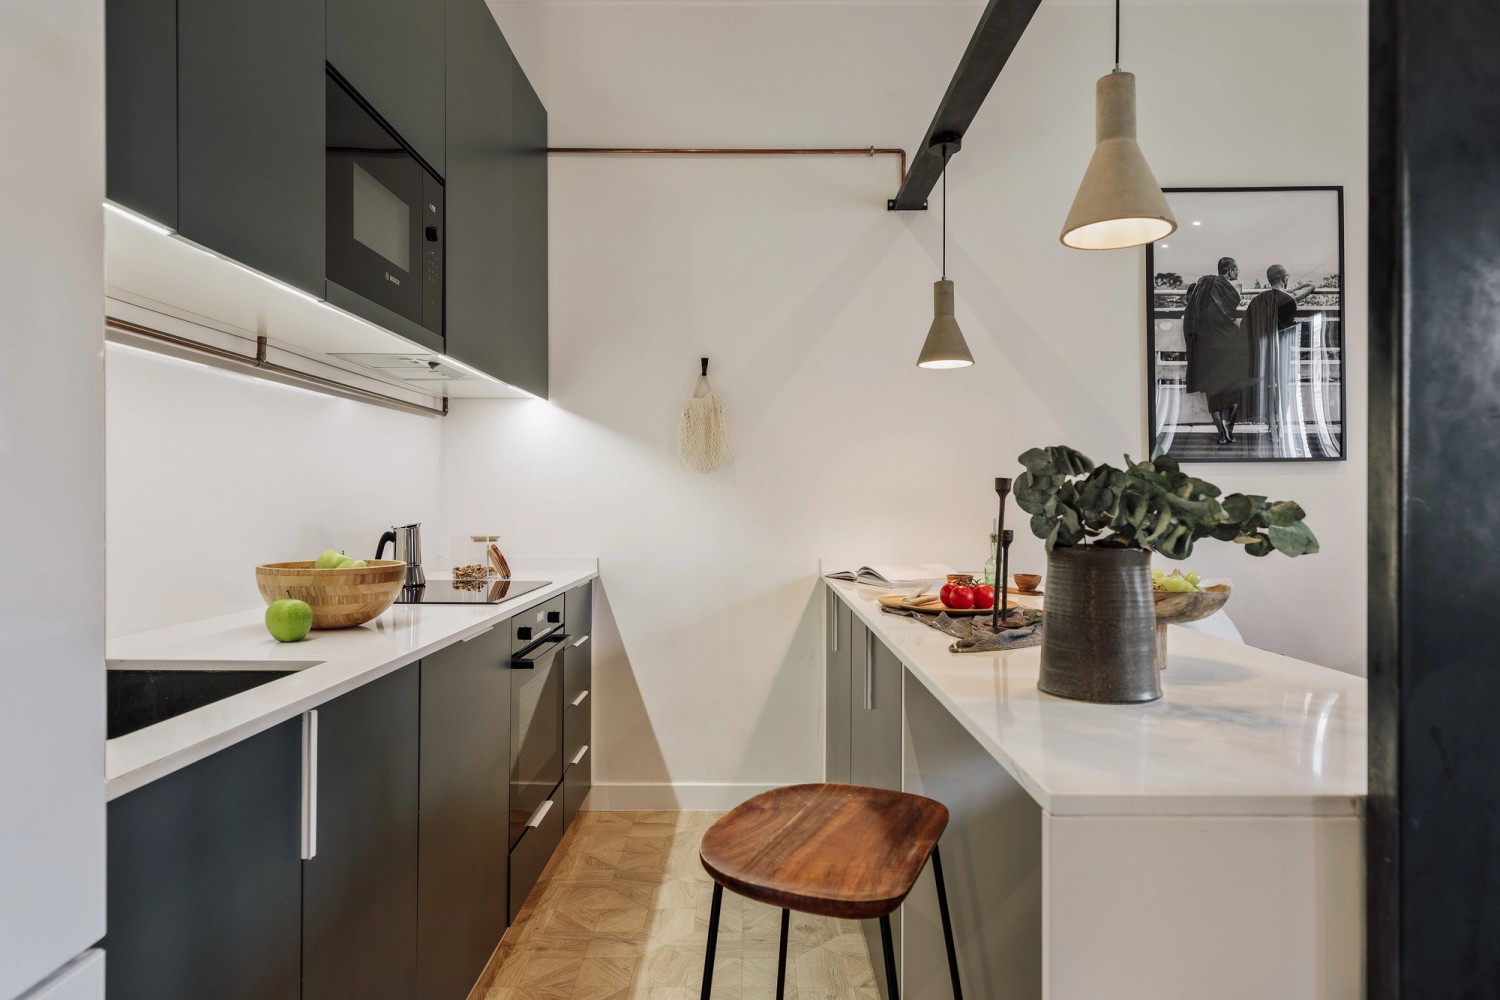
[105,316,449,418]
[546,146,908,185]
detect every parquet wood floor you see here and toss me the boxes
[482,811,879,1000]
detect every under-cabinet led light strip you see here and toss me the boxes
[103,201,544,401]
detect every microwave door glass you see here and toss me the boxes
[351,162,410,272]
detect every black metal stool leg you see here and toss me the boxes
[775,908,790,1000]
[880,913,901,1000]
[931,844,964,999]
[701,883,724,999]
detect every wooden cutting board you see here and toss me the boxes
[878,591,1039,616]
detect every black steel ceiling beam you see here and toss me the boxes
[887,0,1044,211]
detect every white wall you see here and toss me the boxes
[449,0,1368,804]
[105,344,443,636]
[0,1,107,995]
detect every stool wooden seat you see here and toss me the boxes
[697,783,964,1000]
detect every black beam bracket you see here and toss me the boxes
[887,0,1044,211]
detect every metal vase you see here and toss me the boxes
[1038,546,1162,704]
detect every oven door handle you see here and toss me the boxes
[511,634,568,669]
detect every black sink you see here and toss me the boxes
[106,660,320,738]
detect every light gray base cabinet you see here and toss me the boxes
[825,585,903,1000]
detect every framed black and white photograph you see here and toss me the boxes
[1147,187,1345,462]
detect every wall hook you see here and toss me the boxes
[701,357,709,377]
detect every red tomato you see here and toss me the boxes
[939,582,957,605]
[946,585,976,610]
[971,584,996,609]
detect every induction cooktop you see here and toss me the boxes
[396,579,550,605]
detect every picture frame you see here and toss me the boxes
[1146,186,1346,463]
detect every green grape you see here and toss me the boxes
[1185,571,1202,587]
[1152,568,1166,579]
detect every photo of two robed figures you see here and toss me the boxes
[1148,187,1345,463]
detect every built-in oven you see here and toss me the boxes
[510,630,567,848]
[325,68,443,349]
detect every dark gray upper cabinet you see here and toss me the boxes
[509,61,549,397]
[302,665,420,1000]
[106,718,303,1000]
[418,629,512,1000]
[326,0,445,172]
[177,0,325,295]
[444,0,515,383]
[106,0,177,227]
[445,0,549,397]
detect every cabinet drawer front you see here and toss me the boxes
[564,695,591,766]
[511,596,565,651]
[563,750,591,830]
[509,793,563,922]
[565,582,593,636]
[564,633,592,706]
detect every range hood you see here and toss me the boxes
[104,203,535,406]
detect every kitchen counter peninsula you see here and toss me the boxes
[106,559,597,799]
[823,575,1365,1000]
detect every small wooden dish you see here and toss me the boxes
[1153,583,1231,625]
[255,559,407,629]
[1153,583,1231,669]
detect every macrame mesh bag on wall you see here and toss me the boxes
[680,373,731,472]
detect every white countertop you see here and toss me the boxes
[828,578,1366,817]
[105,559,597,800]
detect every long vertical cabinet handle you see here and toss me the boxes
[301,710,319,860]
[831,592,839,653]
[864,636,874,711]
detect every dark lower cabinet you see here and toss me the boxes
[418,628,512,1000]
[106,718,303,1000]
[302,665,421,1000]
[107,592,591,1000]
[509,786,564,922]
[177,0,325,294]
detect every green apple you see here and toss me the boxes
[315,548,346,569]
[344,559,369,569]
[265,599,313,642]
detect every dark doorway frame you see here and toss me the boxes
[1367,0,1500,996]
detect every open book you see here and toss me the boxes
[825,564,954,589]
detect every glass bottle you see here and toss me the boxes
[983,520,998,585]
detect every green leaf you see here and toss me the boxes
[1263,500,1308,527]
[1221,493,1255,523]
[1018,449,1053,475]
[1267,521,1320,556]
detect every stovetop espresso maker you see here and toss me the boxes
[377,523,425,588]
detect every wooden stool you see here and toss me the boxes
[697,783,963,1000]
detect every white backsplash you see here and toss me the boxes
[105,342,444,637]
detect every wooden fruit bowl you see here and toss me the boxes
[1153,583,1231,625]
[255,559,407,629]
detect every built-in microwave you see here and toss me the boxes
[325,68,443,348]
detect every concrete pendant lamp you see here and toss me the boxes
[1060,0,1176,250]
[917,133,974,369]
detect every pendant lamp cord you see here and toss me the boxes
[1114,0,1120,69]
[941,146,948,280]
